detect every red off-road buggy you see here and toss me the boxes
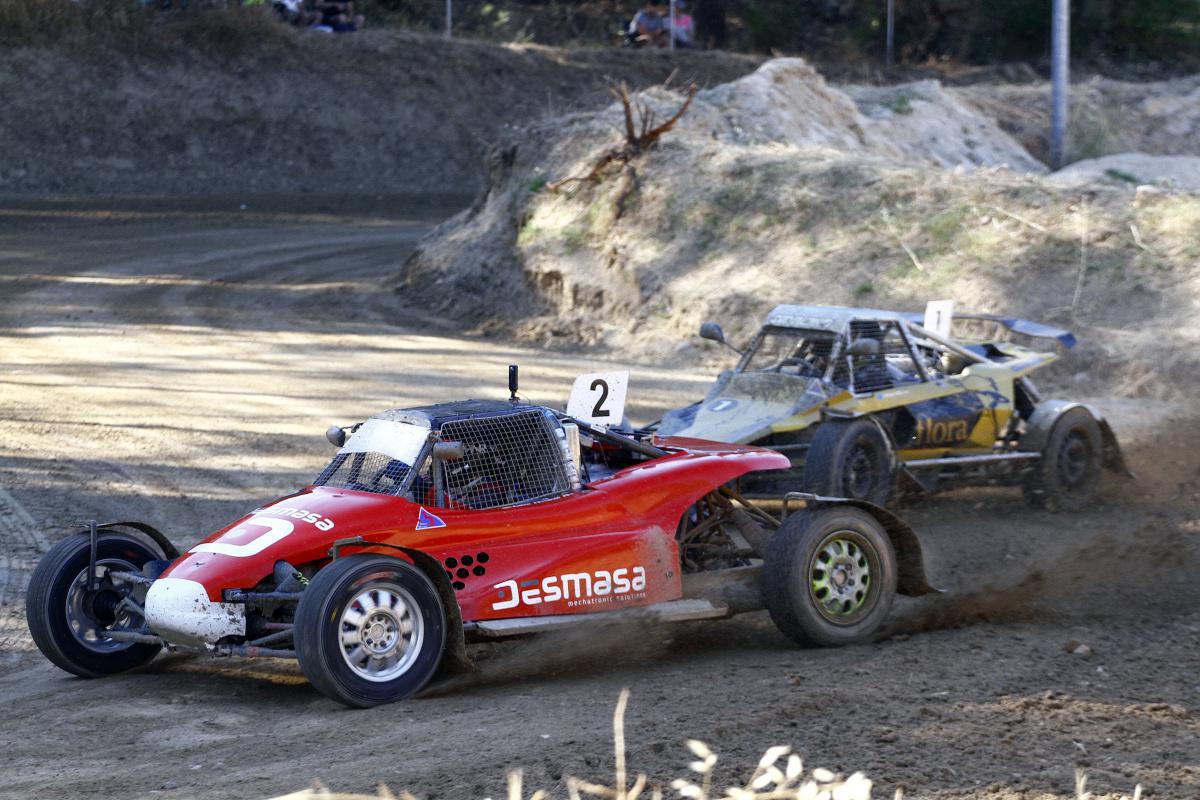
[27,380,936,707]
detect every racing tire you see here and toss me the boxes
[762,507,897,647]
[295,555,446,708]
[1022,407,1103,512]
[801,418,895,506]
[26,532,163,678]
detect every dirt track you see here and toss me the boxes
[0,199,1198,800]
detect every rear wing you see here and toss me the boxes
[942,313,1076,349]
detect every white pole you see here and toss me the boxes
[669,0,676,50]
[445,0,452,39]
[1050,0,1069,168]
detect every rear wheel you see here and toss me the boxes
[1023,407,1102,512]
[26,533,163,678]
[801,418,895,506]
[763,507,897,647]
[294,555,446,708]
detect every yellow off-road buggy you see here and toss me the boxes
[656,305,1129,509]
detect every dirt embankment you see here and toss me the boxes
[401,58,1200,402]
[0,30,759,197]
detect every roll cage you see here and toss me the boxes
[736,319,943,397]
[316,402,671,512]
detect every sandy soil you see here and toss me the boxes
[0,199,1198,800]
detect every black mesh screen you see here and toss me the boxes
[743,327,839,379]
[835,319,921,394]
[437,410,572,510]
[314,451,421,497]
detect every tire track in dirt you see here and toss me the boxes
[0,487,47,654]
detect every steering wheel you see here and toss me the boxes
[775,357,821,377]
[444,475,486,506]
[366,460,410,494]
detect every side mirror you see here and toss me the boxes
[699,322,726,344]
[847,338,881,357]
[325,426,346,447]
[432,441,465,462]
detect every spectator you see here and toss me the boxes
[273,0,322,27]
[315,0,363,32]
[628,1,667,47]
[672,0,695,47]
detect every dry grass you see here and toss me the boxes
[265,691,1147,800]
[0,0,294,53]
[0,0,145,48]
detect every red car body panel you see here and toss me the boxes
[162,438,789,621]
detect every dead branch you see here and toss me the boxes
[613,164,640,221]
[548,83,697,192]
[621,85,637,145]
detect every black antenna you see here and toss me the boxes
[508,364,519,402]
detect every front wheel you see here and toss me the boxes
[762,507,897,647]
[26,532,164,678]
[801,418,895,506]
[294,555,446,708]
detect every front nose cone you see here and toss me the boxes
[144,578,246,646]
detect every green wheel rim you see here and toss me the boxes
[808,530,879,625]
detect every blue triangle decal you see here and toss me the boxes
[415,507,447,531]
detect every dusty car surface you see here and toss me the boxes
[657,305,1129,509]
[26,387,936,707]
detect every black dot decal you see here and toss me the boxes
[456,567,469,579]
[473,565,486,576]
[445,570,454,580]
[452,581,465,591]
[445,557,458,568]
[477,552,489,563]
[461,555,474,566]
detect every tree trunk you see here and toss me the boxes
[693,0,728,49]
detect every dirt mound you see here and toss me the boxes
[960,74,1200,165]
[401,58,1200,401]
[0,30,759,197]
[614,59,1044,170]
[844,80,1046,171]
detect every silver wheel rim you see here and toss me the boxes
[65,558,141,653]
[338,581,424,682]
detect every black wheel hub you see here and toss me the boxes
[844,443,877,498]
[1058,432,1090,487]
[87,590,122,625]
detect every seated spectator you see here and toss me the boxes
[672,0,695,47]
[627,1,667,47]
[315,0,364,32]
[273,0,322,27]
